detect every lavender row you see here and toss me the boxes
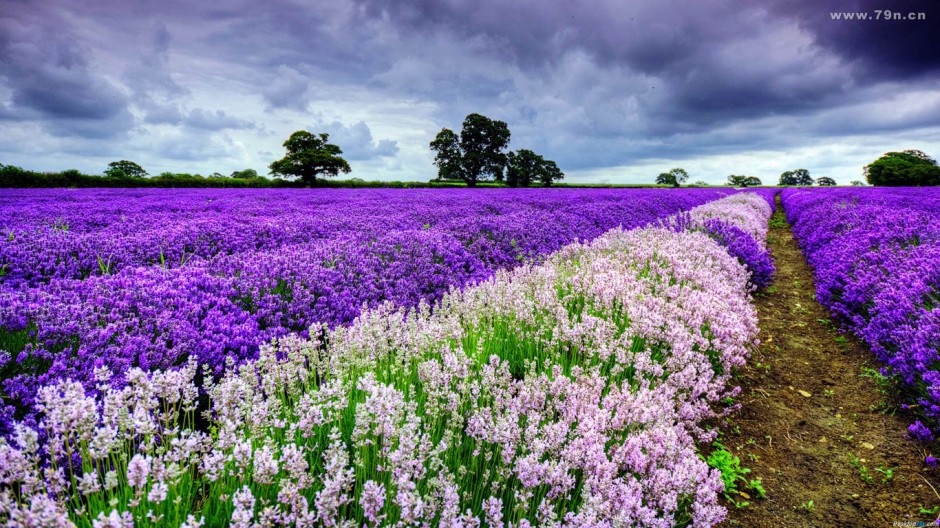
[0,193,772,527]
[0,188,742,288]
[0,188,743,432]
[667,192,776,290]
[782,187,940,441]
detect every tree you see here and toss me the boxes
[864,150,940,186]
[851,180,866,186]
[429,114,511,187]
[691,180,709,186]
[269,131,351,185]
[430,128,463,182]
[461,114,511,185]
[506,149,539,187]
[655,168,689,187]
[816,177,837,186]
[656,173,676,186]
[505,149,565,187]
[778,169,813,186]
[538,159,564,187]
[105,160,147,179]
[727,175,761,187]
[0,164,29,185]
[231,168,259,179]
[61,169,82,184]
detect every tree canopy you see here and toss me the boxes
[864,150,940,186]
[537,160,564,187]
[778,169,813,186]
[655,168,689,187]
[727,175,761,187]
[231,168,259,179]
[269,131,351,185]
[816,177,837,186]
[105,160,147,179]
[506,149,565,187]
[430,113,511,187]
[429,128,463,182]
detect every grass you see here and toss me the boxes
[704,441,766,508]
[849,454,874,484]
[860,365,901,415]
[849,455,897,485]
[768,212,789,229]
[0,327,36,381]
[875,465,896,484]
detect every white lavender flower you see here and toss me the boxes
[126,454,151,489]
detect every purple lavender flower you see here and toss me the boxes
[910,421,934,443]
[784,187,940,442]
[701,219,775,289]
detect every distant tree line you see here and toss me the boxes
[0,163,303,188]
[0,164,525,189]
[647,149,938,187]
[430,113,564,187]
[6,129,937,188]
[2,113,570,188]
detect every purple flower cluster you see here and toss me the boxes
[783,187,940,439]
[700,219,775,289]
[1,188,737,432]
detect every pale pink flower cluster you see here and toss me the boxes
[685,192,773,248]
[0,193,768,527]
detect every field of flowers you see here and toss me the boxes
[783,187,940,443]
[0,188,754,433]
[0,191,774,527]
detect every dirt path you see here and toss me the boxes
[721,199,940,527]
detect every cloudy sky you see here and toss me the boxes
[1,0,938,184]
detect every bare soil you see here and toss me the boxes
[720,199,940,527]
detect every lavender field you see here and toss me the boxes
[0,188,758,431]
[784,188,940,444]
[0,189,781,526]
[7,186,940,527]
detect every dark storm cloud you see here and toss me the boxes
[0,0,937,176]
[0,4,134,137]
[346,0,936,141]
[351,0,726,72]
[348,0,841,119]
[768,0,940,81]
[119,22,196,130]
